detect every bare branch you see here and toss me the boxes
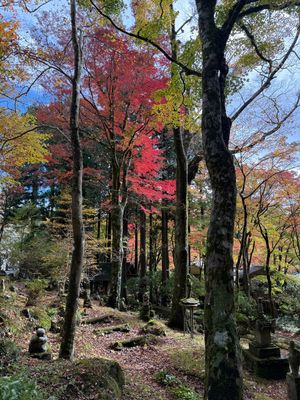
[231,24,300,121]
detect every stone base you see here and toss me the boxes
[243,349,289,379]
[287,373,300,400]
[29,351,52,360]
[249,342,281,358]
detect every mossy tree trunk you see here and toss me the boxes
[59,0,83,361]
[196,0,243,398]
[169,126,188,329]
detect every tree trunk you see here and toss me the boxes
[59,0,83,361]
[169,126,188,329]
[106,212,111,262]
[161,206,169,306]
[121,209,128,301]
[138,207,147,301]
[96,207,101,266]
[108,161,124,309]
[149,211,155,303]
[134,207,139,274]
[197,1,243,398]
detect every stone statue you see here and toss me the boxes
[289,340,300,377]
[29,328,49,354]
[119,298,127,312]
[83,288,92,308]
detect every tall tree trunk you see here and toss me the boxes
[149,211,155,303]
[106,212,111,262]
[96,207,101,266]
[59,0,83,360]
[121,209,128,301]
[108,161,124,309]
[134,207,139,274]
[138,207,147,301]
[169,126,188,328]
[168,4,189,328]
[197,1,242,398]
[161,206,169,306]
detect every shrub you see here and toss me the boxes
[26,279,48,306]
[0,340,20,373]
[0,373,57,400]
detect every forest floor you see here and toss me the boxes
[2,284,297,400]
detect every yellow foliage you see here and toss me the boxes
[0,109,49,179]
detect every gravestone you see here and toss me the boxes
[287,341,300,400]
[243,298,289,379]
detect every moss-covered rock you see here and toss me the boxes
[141,320,166,336]
[29,358,125,400]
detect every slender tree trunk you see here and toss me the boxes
[96,207,101,266]
[106,212,112,262]
[108,161,124,309]
[121,209,128,301]
[197,2,243,398]
[149,211,155,303]
[163,3,189,328]
[134,207,139,274]
[138,207,147,301]
[59,0,83,360]
[161,206,169,306]
[169,126,188,328]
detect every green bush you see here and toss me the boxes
[155,370,178,386]
[171,385,200,400]
[26,279,48,306]
[0,340,21,373]
[0,374,40,400]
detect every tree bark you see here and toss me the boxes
[108,160,124,309]
[138,207,147,301]
[59,0,83,361]
[161,206,169,306]
[197,1,243,398]
[169,126,188,329]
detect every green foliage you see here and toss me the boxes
[0,340,20,373]
[276,280,300,331]
[170,385,200,400]
[0,373,56,400]
[236,291,258,321]
[30,307,52,331]
[155,370,200,400]
[26,279,48,306]
[155,370,178,386]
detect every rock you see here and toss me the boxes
[94,324,131,336]
[110,334,157,351]
[9,285,17,292]
[141,320,166,336]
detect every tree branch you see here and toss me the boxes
[88,0,201,77]
[231,24,300,122]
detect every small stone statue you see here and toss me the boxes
[119,297,127,312]
[289,340,300,377]
[29,328,49,354]
[83,288,92,308]
[140,292,154,322]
